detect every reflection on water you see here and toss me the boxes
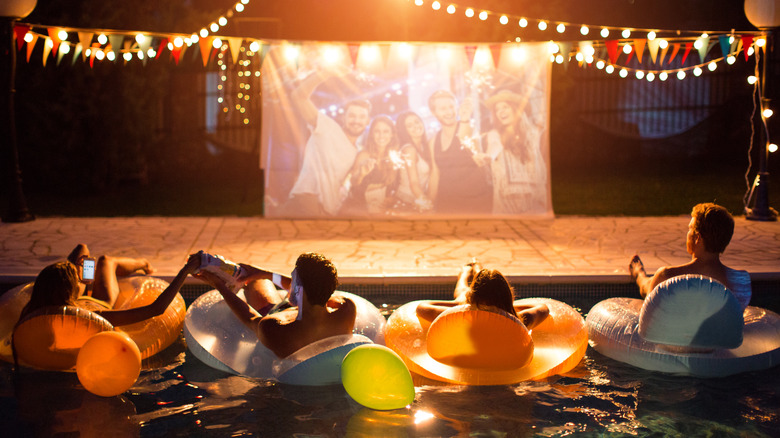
[1,337,779,436]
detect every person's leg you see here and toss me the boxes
[454,259,482,302]
[244,279,284,315]
[67,243,90,265]
[91,255,155,307]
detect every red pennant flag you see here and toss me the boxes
[633,39,646,63]
[156,38,168,59]
[667,43,680,65]
[489,44,502,69]
[14,24,29,51]
[742,35,754,60]
[90,42,99,68]
[626,47,634,64]
[464,45,476,67]
[171,46,183,64]
[681,43,692,64]
[348,43,360,67]
[606,40,619,64]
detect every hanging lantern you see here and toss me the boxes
[744,0,780,29]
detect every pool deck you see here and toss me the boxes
[0,216,778,288]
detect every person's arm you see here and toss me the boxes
[196,270,265,334]
[416,301,458,324]
[238,263,291,291]
[95,254,200,327]
[514,303,549,330]
[291,68,340,127]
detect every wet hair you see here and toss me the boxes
[466,269,517,317]
[396,111,431,163]
[20,262,79,320]
[427,89,456,113]
[691,203,734,253]
[344,99,372,114]
[294,252,339,306]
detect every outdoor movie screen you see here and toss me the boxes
[261,41,552,218]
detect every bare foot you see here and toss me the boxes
[67,244,90,265]
[462,258,483,285]
[629,255,646,281]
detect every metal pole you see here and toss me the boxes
[1,17,34,223]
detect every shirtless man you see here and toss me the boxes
[195,252,356,358]
[284,67,371,216]
[630,203,750,307]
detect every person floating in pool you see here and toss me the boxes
[195,252,356,358]
[629,202,751,308]
[18,244,199,327]
[416,260,549,330]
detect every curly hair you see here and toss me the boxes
[294,253,339,306]
[691,203,734,253]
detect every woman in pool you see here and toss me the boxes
[394,111,432,212]
[341,115,401,215]
[483,89,549,215]
[416,261,549,330]
[17,244,199,326]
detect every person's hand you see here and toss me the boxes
[193,269,227,289]
[471,152,489,167]
[185,253,202,272]
[459,97,474,121]
[238,263,265,283]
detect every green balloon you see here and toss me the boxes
[341,344,415,410]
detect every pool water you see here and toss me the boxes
[2,300,779,437]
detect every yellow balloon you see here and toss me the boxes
[76,331,142,397]
[341,344,415,410]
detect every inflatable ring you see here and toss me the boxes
[385,298,588,385]
[183,290,386,385]
[586,275,780,377]
[0,276,186,370]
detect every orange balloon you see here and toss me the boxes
[76,331,141,397]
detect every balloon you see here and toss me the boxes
[76,331,141,397]
[341,344,414,410]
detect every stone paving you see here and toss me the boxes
[0,216,778,288]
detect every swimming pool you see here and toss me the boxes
[2,285,779,437]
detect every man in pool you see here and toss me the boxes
[629,202,750,307]
[195,252,356,358]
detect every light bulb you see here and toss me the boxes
[600,28,609,38]
[635,71,644,79]
[623,44,632,54]
[727,56,736,65]
[431,1,440,10]
[622,29,631,38]
[677,71,686,80]
[763,108,774,118]
[646,72,655,81]
[619,69,628,78]
[605,64,615,74]
[659,72,668,81]
[465,8,474,17]
[500,15,508,24]
[447,4,456,14]
[556,23,565,33]
[538,21,548,31]
[748,76,758,85]
[659,39,668,49]
[769,143,778,153]
[519,18,528,27]
[479,11,488,20]
[708,62,717,71]
[580,25,589,35]
[58,30,68,41]
[647,31,656,40]
[693,67,702,76]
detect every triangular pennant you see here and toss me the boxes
[123,40,132,63]
[379,43,391,68]
[209,45,219,65]
[258,42,270,68]
[742,35,753,60]
[464,45,476,67]
[681,43,692,64]
[348,43,360,67]
[77,32,93,60]
[633,39,646,63]
[71,43,82,65]
[156,37,167,59]
[42,38,53,66]
[108,34,124,57]
[719,35,731,57]
[605,40,619,64]
[25,34,38,62]
[56,45,67,65]
[667,43,680,64]
[14,24,30,51]
[696,35,710,62]
[137,35,151,56]
[47,28,61,57]
[658,45,668,65]
[198,36,214,67]
[647,38,660,63]
[559,41,572,63]
[226,37,243,64]
[90,42,99,68]
[489,44,502,69]
[626,46,634,64]
[171,45,183,64]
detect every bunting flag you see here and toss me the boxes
[379,43,391,68]
[25,33,37,62]
[696,35,710,62]
[464,45,476,67]
[123,39,132,63]
[171,45,183,65]
[89,42,99,68]
[681,42,692,64]
[226,37,242,64]
[108,34,124,57]
[14,24,30,50]
[137,35,152,57]
[646,38,660,64]
[559,41,573,65]
[658,44,669,65]
[489,44,501,69]
[198,36,214,66]
[42,38,52,66]
[667,43,680,64]
[47,28,62,57]
[348,43,360,67]
[56,44,67,65]
[605,40,619,64]
[156,37,168,59]
[633,39,646,63]
[77,32,93,60]
[719,35,731,57]
[741,35,753,60]
[625,46,634,64]
[71,43,82,65]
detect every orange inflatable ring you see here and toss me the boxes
[0,276,186,370]
[384,298,588,385]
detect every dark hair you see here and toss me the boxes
[691,203,734,253]
[21,262,79,320]
[467,269,517,317]
[344,99,372,114]
[396,111,430,163]
[294,253,339,306]
[364,115,401,188]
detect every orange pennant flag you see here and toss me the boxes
[47,28,62,57]
[667,43,680,65]
[464,45,476,67]
[199,36,214,67]
[77,32,93,61]
[633,39,646,63]
[490,44,502,69]
[226,37,243,64]
[90,42,99,68]
[348,43,360,67]
[647,38,660,64]
[25,33,38,62]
